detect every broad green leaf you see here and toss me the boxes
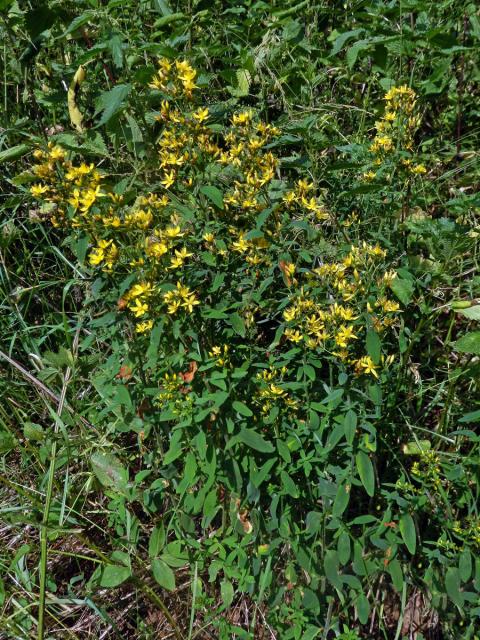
[454,332,480,355]
[152,558,176,591]
[148,525,166,558]
[200,185,224,209]
[232,400,253,417]
[355,451,375,497]
[324,550,342,589]
[343,409,357,445]
[99,564,131,588]
[237,428,274,453]
[402,440,431,455]
[388,558,403,592]
[445,567,464,608]
[229,312,245,337]
[0,144,30,163]
[90,452,128,492]
[399,513,416,555]
[337,531,351,565]
[95,84,132,127]
[356,593,370,624]
[390,277,414,305]
[459,549,472,582]
[333,482,350,517]
[366,329,381,364]
[454,305,480,320]
[221,579,234,607]
[280,470,299,498]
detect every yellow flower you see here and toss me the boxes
[411,164,427,175]
[161,170,176,189]
[146,240,169,259]
[163,225,184,239]
[129,299,149,318]
[136,320,154,333]
[193,107,209,123]
[335,324,358,348]
[356,356,379,378]
[30,184,49,198]
[284,328,303,343]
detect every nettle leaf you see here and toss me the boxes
[152,558,176,591]
[399,513,416,555]
[355,451,375,497]
[95,84,132,127]
[454,331,480,355]
[200,185,224,209]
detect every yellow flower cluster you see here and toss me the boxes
[282,243,400,376]
[149,58,198,98]
[254,366,298,414]
[282,178,329,221]
[366,85,426,179]
[163,281,199,314]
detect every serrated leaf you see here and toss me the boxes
[355,451,375,497]
[399,513,416,555]
[152,558,176,591]
[95,84,132,127]
[454,332,480,355]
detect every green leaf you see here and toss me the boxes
[200,185,224,209]
[99,564,131,588]
[356,593,370,625]
[459,549,472,582]
[23,422,44,441]
[237,428,274,453]
[91,452,128,492]
[152,558,176,591]
[455,305,480,320]
[324,550,342,589]
[390,277,414,305]
[454,331,480,355]
[337,531,351,565]
[229,312,245,337]
[332,482,350,517]
[355,451,375,497]
[343,409,357,445]
[148,525,166,558]
[388,558,403,592]
[445,567,464,608]
[95,84,132,127]
[366,330,381,365]
[232,400,253,417]
[280,470,299,498]
[0,144,30,163]
[221,579,234,607]
[399,513,416,555]
[402,440,431,455]
[0,431,16,454]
